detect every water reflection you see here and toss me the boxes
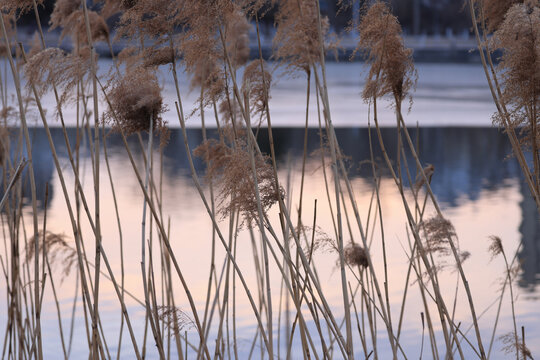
[519,179,540,291]
[4,126,539,288]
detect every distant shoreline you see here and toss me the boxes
[15,26,492,64]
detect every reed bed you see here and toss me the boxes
[0,0,537,359]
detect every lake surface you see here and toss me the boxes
[2,125,538,359]
[27,61,496,128]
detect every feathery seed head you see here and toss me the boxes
[477,0,523,33]
[50,0,81,30]
[26,231,77,279]
[274,0,329,73]
[0,42,10,58]
[0,0,44,17]
[500,332,533,359]
[488,235,504,258]
[194,138,283,225]
[121,0,138,9]
[24,47,91,106]
[225,9,251,68]
[116,0,182,41]
[492,2,540,149]
[357,1,416,105]
[420,215,456,256]
[54,9,110,46]
[157,306,194,336]
[344,243,369,268]
[190,55,226,107]
[104,66,167,136]
[142,46,175,68]
[242,60,271,119]
[26,32,42,60]
[414,164,435,191]
[219,99,243,126]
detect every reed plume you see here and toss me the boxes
[242,60,271,120]
[488,235,504,259]
[49,0,80,30]
[96,0,124,19]
[0,0,43,17]
[288,225,333,254]
[179,2,232,107]
[194,138,283,225]
[188,48,225,107]
[104,66,167,136]
[0,41,9,58]
[116,0,182,42]
[26,231,77,279]
[26,32,42,60]
[24,47,91,106]
[118,45,176,69]
[57,9,110,46]
[142,46,175,68]
[117,46,139,67]
[0,123,8,165]
[219,99,243,126]
[357,1,416,105]
[224,8,251,68]
[344,243,369,268]
[492,2,540,160]
[500,332,533,359]
[0,12,15,42]
[414,164,434,191]
[476,0,523,33]
[274,0,330,73]
[157,306,194,336]
[419,215,456,256]
[120,0,137,9]
[0,106,15,123]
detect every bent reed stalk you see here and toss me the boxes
[0,0,535,359]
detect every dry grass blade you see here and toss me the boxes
[0,160,26,211]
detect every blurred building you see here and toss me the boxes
[22,0,472,37]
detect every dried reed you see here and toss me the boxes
[104,66,167,136]
[194,138,282,225]
[0,1,533,359]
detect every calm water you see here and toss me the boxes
[3,126,538,359]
